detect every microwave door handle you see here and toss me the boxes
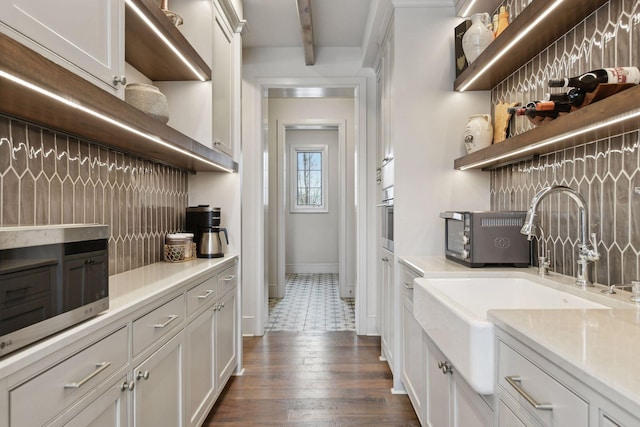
[439,212,463,220]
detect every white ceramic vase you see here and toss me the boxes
[461,13,494,64]
[463,114,493,154]
[125,83,170,124]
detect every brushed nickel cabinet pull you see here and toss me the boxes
[505,376,553,410]
[198,290,215,300]
[154,314,179,328]
[64,362,111,389]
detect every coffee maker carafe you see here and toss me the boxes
[185,205,223,257]
[198,226,228,258]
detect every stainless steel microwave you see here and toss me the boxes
[440,211,530,267]
[0,224,109,357]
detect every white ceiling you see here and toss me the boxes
[241,0,373,49]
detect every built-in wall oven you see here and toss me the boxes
[379,186,394,252]
[0,224,109,357]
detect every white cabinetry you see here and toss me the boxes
[376,28,393,171]
[133,330,184,427]
[495,330,640,427]
[425,333,494,427]
[186,309,215,427]
[9,327,129,426]
[400,262,424,424]
[185,277,217,427]
[0,257,240,427]
[0,0,125,96]
[211,1,234,157]
[185,260,238,427]
[215,264,238,389]
[379,249,394,370]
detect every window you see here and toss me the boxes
[289,144,328,213]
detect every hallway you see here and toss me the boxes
[204,332,420,426]
[266,273,355,332]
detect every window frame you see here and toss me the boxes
[289,143,329,213]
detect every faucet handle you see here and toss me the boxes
[582,232,600,261]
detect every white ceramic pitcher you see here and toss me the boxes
[463,114,493,154]
[461,13,494,64]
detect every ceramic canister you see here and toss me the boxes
[461,13,494,64]
[125,83,170,123]
[463,114,493,154]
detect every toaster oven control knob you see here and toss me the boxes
[461,235,470,245]
[461,249,469,259]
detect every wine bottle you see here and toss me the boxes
[508,106,561,120]
[534,101,572,113]
[548,67,640,92]
[544,88,586,107]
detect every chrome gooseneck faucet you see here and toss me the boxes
[520,185,600,288]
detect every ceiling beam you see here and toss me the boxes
[296,0,315,65]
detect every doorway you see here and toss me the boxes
[264,93,356,332]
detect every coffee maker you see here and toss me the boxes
[185,205,228,258]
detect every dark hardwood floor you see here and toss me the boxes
[204,332,420,426]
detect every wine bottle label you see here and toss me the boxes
[606,67,640,84]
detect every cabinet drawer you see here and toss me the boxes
[133,294,185,356]
[398,261,421,303]
[10,326,128,426]
[217,264,237,297]
[497,340,588,426]
[186,276,217,317]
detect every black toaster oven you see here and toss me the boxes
[440,211,530,268]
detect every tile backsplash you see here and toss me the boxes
[490,0,640,285]
[0,115,188,275]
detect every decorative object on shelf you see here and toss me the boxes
[164,232,196,262]
[454,19,472,77]
[511,83,637,127]
[125,83,170,123]
[463,114,493,154]
[549,67,640,92]
[160,0,183,27]
[493,101,520,143]
[494,6,509,37]
[461,13,493,64]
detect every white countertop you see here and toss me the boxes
[489,308,640,415]
[0,255,237,378]
[400,255,640,412]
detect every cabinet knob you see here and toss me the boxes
[214,139,222,146]
[439,360,453,374]
[136,370,150,381]
[112,75,127,86]
[121,380,135,391]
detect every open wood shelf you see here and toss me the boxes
[0,32,236,173]
[454,84,640,170]
[125,0,212,81]
[454,0,608,92]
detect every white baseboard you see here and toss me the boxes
[285,263,338,274]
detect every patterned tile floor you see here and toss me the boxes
[266,273,356,332]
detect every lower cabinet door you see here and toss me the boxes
[452,371,493,427]
[53,375,129,427]
[133,331,184,427]
[425,336,451,427]
[215,289,237,390]
[186,308,216,427]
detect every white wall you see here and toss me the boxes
[391,6,490,259]
[284,129,340,274]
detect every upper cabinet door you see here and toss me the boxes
[0,0,124,97]
[212,3,234,157]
